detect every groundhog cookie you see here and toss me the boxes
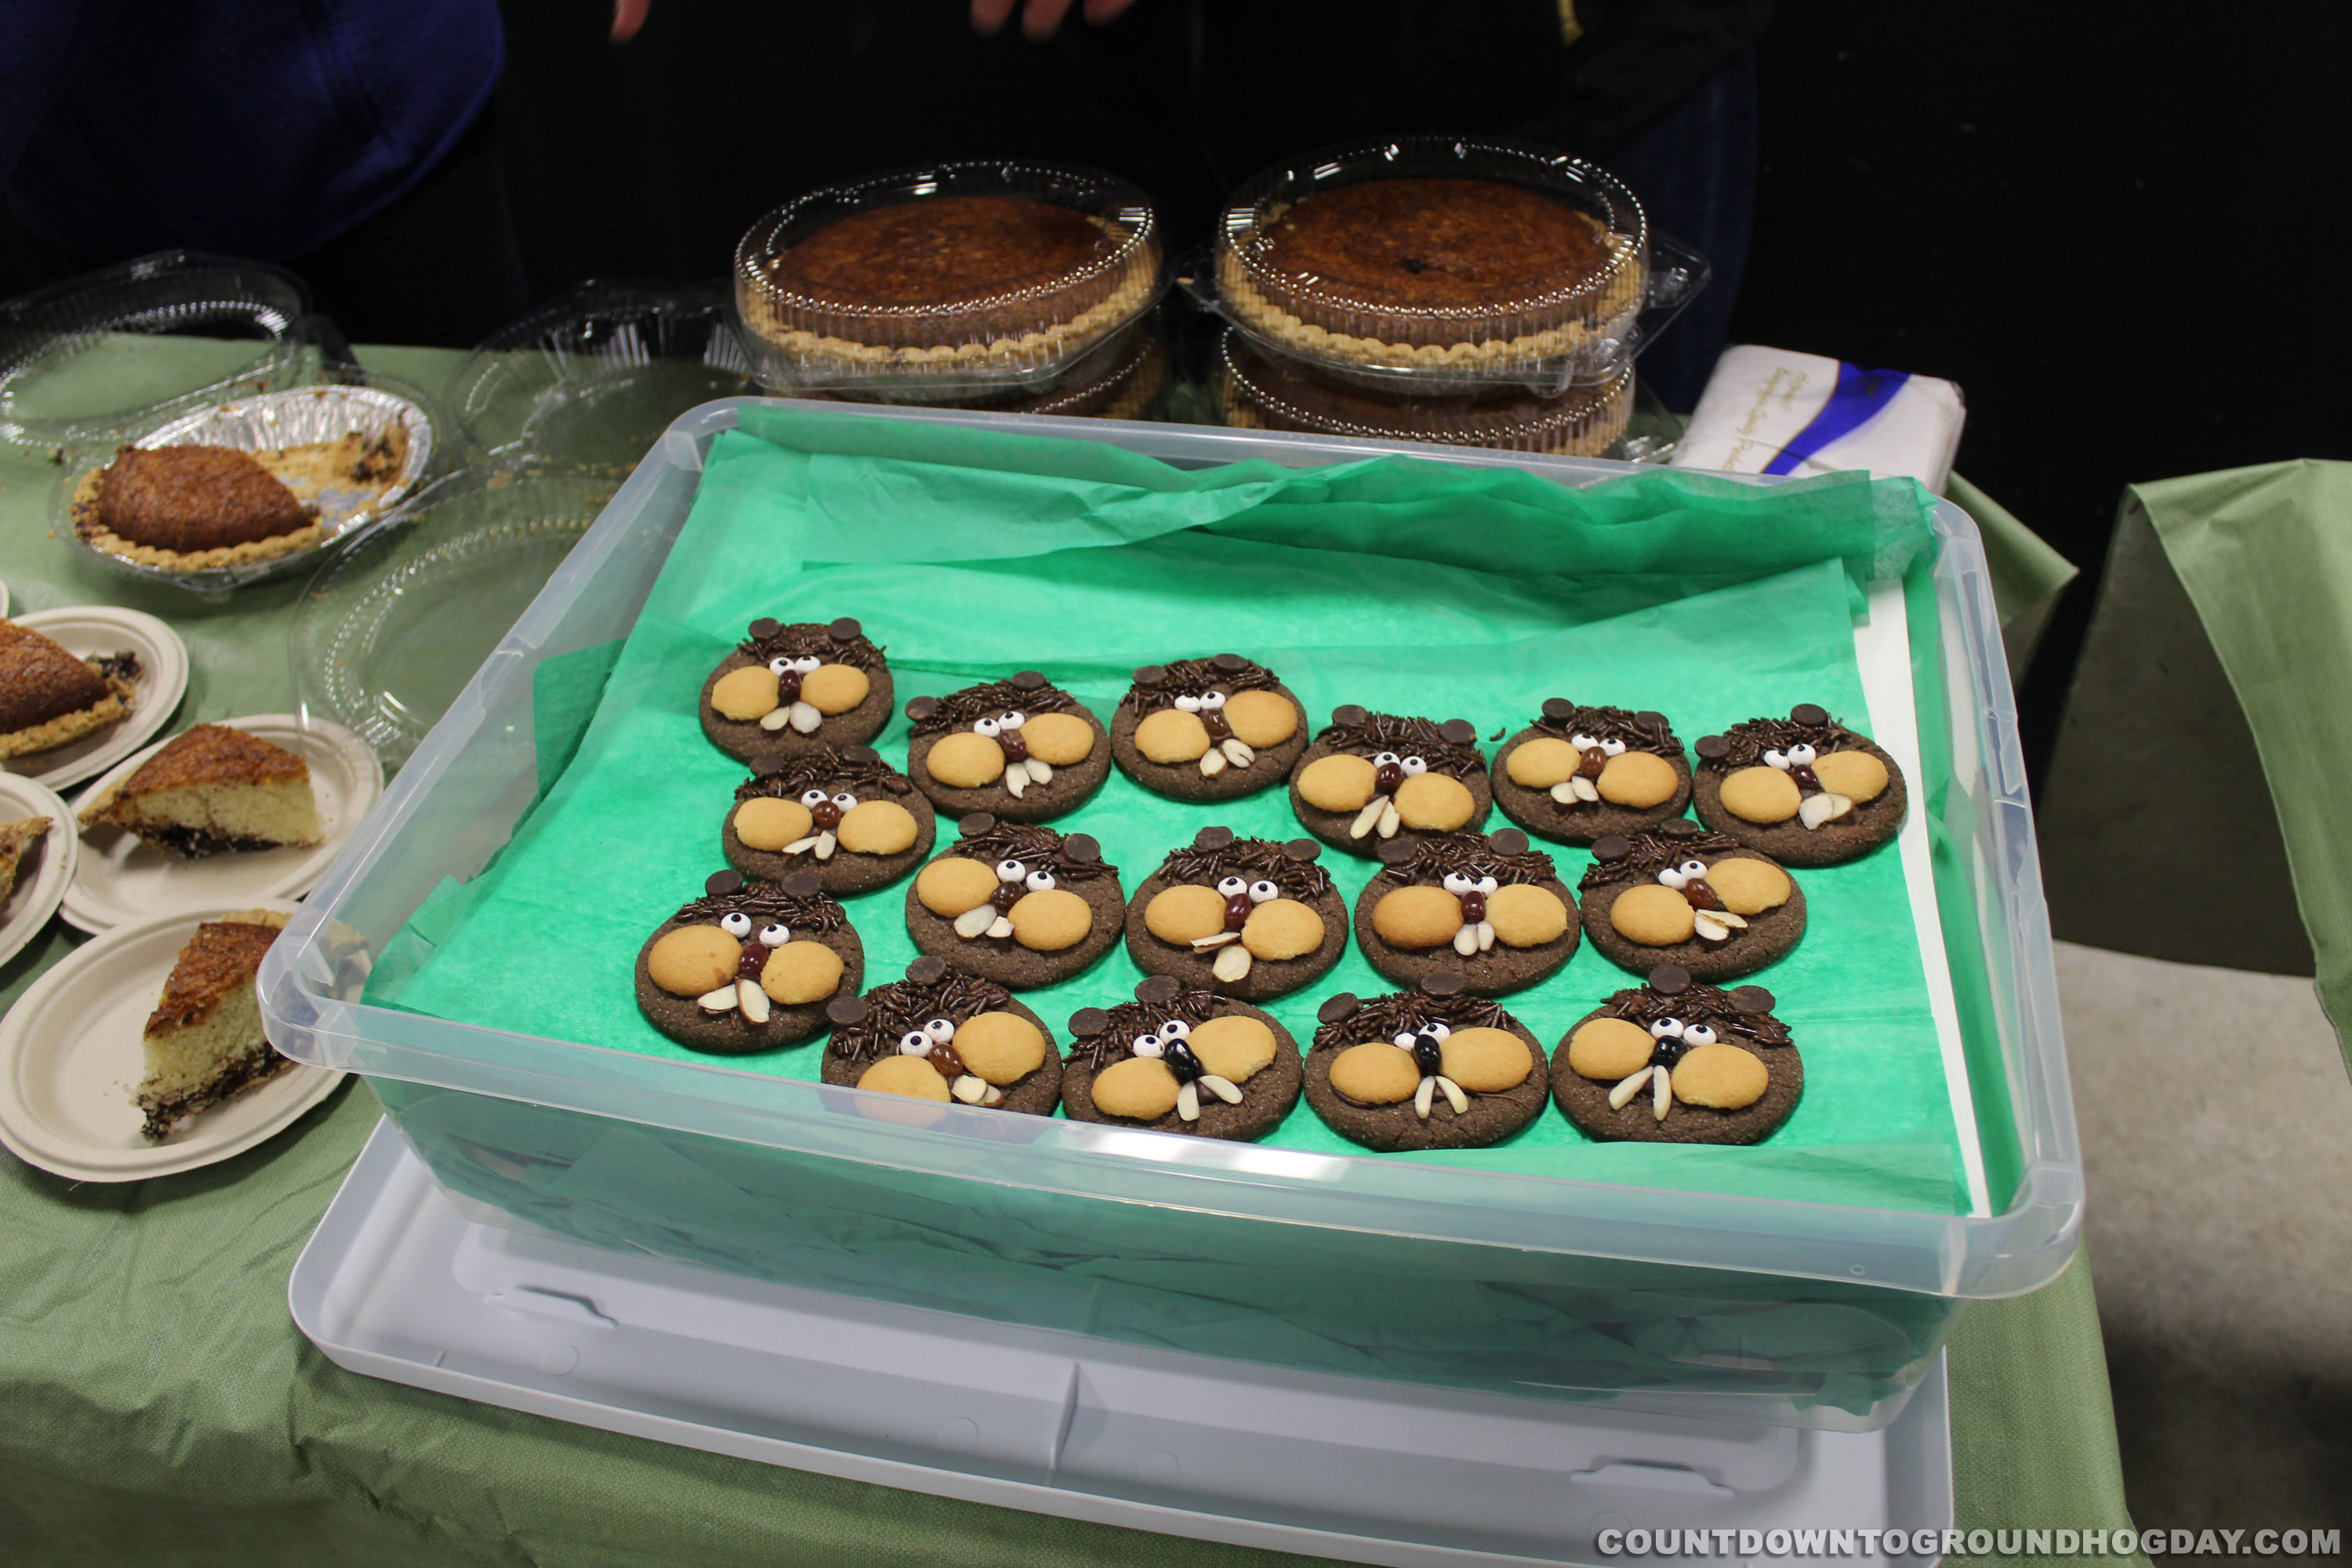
[820,955,1061,1112]
[903,671,1111,824]
[1552,965,1802,1144]
[1693,704,1908,867]
[1353,827,1579,996]
[1110,654,1312,803]
[905,813,1124,989]
[634,869,865,1054]
[699,617,891,764]
[1060,975,1303,1139]
[1577,820,1804,982]
[1492,699,1692,847]
[1123,826,1346,1000]
[1303,977,1548,1152]
[1288,706,1490,859]
[722,744,936,897]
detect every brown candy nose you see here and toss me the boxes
[1577,747,1606,778]
[999,731,1029,762]
[1224,893,1254,930]
[1460,890,1486,922]
[776,670,802,702]
[1375,761,1403,793]
[928,1041,967,1079]
[1682,880,1723,911]
[1791,764,1822,794]
[811,800,842,829]
[736,946,768,981]
[990,883,1022,913]
[1203,710,1232,740]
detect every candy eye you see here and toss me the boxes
[720,912,752,938]
[1679,858,1708,880]
[973,717,1001,739]
[924,1017,956,1043]
[1198,691,1226,711]
[1372,751,1400,768]
[995,858,1026,883]
[1159,1018,1190,1040]
[1650,1018,1685,1040]
[1764,748,1790,771]
[789,655,822,676]
[1684,1023,1719,1046]
[1657,866,1688,890]
[1443,872,1475,895]
[757,922,789,947]
[1418,1020,1452,1042]
[1392,1032,1419,1050]
[1601,739,1627,757]
[1174,694,1203,713]
[1788,742,1817,766]
[1215,875,1247,897]
[1475,876,1499,895]
[800,789,829,808]
[899,1030,932,1054]
[1249,879,1279,903]
[1134,1032,1163,1057]
[1570,732,1599,750]
[1399,755,1428,776]
[1000,710,1027,731]
[831,792,858,811]
[1025,869,1057,893]
[768,657,793,677]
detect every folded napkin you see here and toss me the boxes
[1673,344,1966,494]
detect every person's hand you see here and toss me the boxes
[970,0,1138,41]
[612,0,648,42]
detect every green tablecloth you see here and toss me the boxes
[0,344,2136,1566]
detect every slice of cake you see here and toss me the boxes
[0,815,52,900]
[79,724,323,857]
[136,909,292,1140]
[0,619,140,760]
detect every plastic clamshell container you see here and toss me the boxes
[733,162,1166,402]
[0,249,315,451]
[1194,136,1708,395]
[260,401,2081,1433]
[1217,327,1635,456]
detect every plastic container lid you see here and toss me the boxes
[445,281,756,469]
[733,162,1165,401]
[1217,328,1634,456]
[0,250,314,451]
[1198,137,1708,395]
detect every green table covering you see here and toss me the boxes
[0,343,2138,1566]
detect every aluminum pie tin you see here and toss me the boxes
[60,383,437,596]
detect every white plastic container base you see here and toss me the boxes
[295,1120,1953,1568]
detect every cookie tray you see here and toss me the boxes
[295,1117,1953,1568]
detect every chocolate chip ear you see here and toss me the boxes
[749,617,780,639]
[1541,697,1575,723]
[1730,984,1777,1013]
[705,869,746,896]
[826,995,867,1025]
[828,616,862,641]
[1488,827,1530,856]
[1011,670,1047,690]
[1421,971,1467,996]
[1592,835,1632,862]
[783,871,822,898]
[1063,833,1101,863]
[1194,825,1236,850]
[1133,664,1167,687]
[1069,1007,1110,1037]
[1136,974,1181,1005]
[844,744,877,764]
[1438,718,1478,746]
[1635,710,1668,730]
[1660,818,1700,837]
[1376,836,1417,866]
[1283,838,1322,861]
[1316,993,1361,1025]
[906,955,948,985]
[1330,704,1367,728]
[1649,964,1692,996]
[906,696,938,720]
[1791,702,1830,727]
[1694,735,1730,760]
[958,812,997,837]
[1212,652,1249,672]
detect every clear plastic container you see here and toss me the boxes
[1192,137,1709,395]
[445,281,756,469]
[808,316,1168,422]
[734,162,1166,402]
[1216,328,1633,456]
[259,401,2080,1433]
[0,250,315,451]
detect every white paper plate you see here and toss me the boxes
[3,605,188,791]
[0,898,344,1181]
[0,580,11,616]
[61,713,380,933]
[0,773,74,965]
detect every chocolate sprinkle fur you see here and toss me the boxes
[737,619,885,671]
[1152,835,1333,902]
[906,677,1080,736]
[1529,700,1682,758]
[1312,711,1485,778]
[1126,655,1283,715]
[1578,825,1744,890]
[829,970,1014,1063]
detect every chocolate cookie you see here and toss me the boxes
[633,869,864,1054]
[1287,707,1490,859]
[1123,826,1346,1000]
[1352,828,1578,996]
[904,813,1123,989]
[1551,965,1802,1144]
[1060,976,1303,1139]
[1577,822,1804,982]
[1109,654,1311,802]
[1301,978,1548,1152]
[820,956,1061,1113]
[903,672,1110,824]
[721,744,937,897]
[1692,704,1908,867]
[1491,699,1692,847]
[699,617,892,765]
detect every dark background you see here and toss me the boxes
[5,1,2347,779]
